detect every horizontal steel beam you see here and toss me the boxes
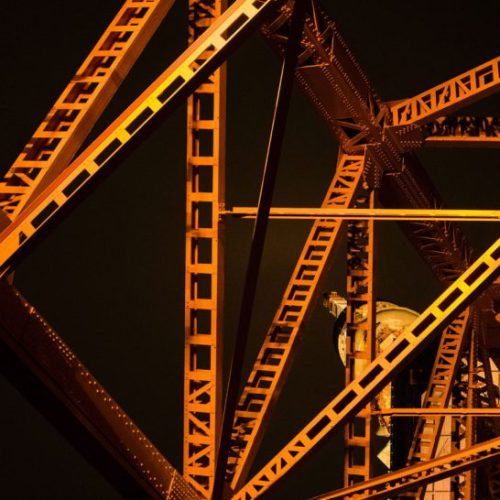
[223,207,500,221]
[376,408,500,417]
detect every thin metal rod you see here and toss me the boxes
[375,408,500,417]
[212,1,307,497]
[222,207,500,221]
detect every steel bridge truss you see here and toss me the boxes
[0,0,499,499]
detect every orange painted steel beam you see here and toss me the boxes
[0,0,286,278]
[402,309,470,499]
[225,207,500,221]
[234,236,500,498]
[228,153,366,489]
[390,56,500,126]
[308,436,500,500]
[214,1,308,493]
[344,186,376,486]
[424,116,500,148]
[184,0,226,496]
[376,408,500,417]
[261,2,472,284]
[475,319,500,498]
[0,281,198,499]
[0,0,175,220]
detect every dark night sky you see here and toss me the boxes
[0,1,499,498]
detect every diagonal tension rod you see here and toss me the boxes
[212,0,307,497]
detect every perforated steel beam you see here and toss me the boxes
[0,281,198,499]
[389,57,500,126]
[424,116,500,147]
[309,436,500,500]
[228,153,366,489]
[343,185,375,486]
[401,309,470,499]
[234,236,500,498]
[184,0,226,496]
[0,0,286,277]
[0,0,175,220]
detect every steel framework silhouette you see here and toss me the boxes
[0,0,499,498]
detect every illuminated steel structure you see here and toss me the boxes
[0,1,499,499]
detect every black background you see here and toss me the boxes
[0,1,499,498]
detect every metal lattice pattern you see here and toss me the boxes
[184,0,226,495]
[344,185,375,486]
[235,238,500,498]
[228,152,365,488]
[0,0,174,220]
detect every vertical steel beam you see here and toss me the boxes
[463,318,480,500]
[184,0,226,496]
[451,311,492,499]
[344,184,375,485]
[475,318,500,498]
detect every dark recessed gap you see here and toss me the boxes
[193,237,212,264]
[126,107,154,134]
[94,138,122,166]
[196,93,214,120]
[193,201,213,229]
[465,262,489,286]
[62,170,91,197]
[31,201,59,229]
[412,313,436,337]
[306,415,330,440]
[157,76,185,103]
[385,339,410,362]
[190,345,211,371]
[333,390,357,414]
[437,287,462,311]
[192,309,211,335]
[195,165,213,192]
[222,14,248,40]
[359,364,383,388]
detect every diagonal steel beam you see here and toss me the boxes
[309,435,500,500]
[234,235,500,498]
[0,0,287,278]
[389,57,500,126]
[0,280,198,499]
[259,1,500,365]
[213,1,307,496]
[0,0,175,220]
[227,152,366,489]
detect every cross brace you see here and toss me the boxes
[309,436,500,500]
[234,236,500,498]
